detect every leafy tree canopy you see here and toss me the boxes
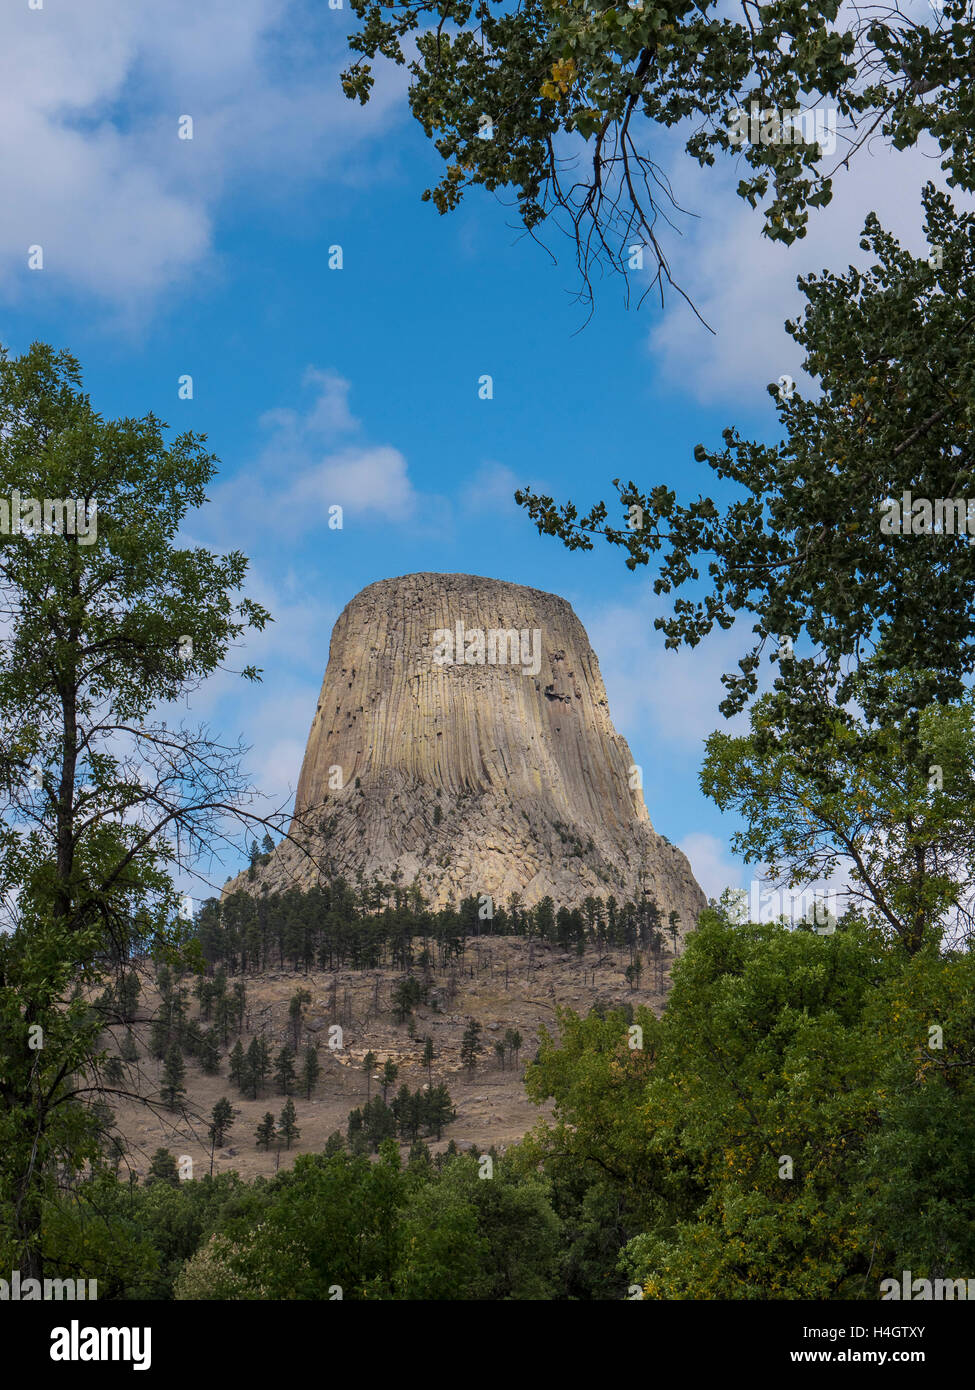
[517,186,975,721]
[343,1,975,302]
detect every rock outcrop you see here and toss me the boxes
[229,572,705,931]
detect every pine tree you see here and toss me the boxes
[288,988,312,1047]
[117,971,140,1023]
[362,1095,398,1152]
[240,1064,255,1107]
[425,1084,456,1141]
[120,1030,139,1064]
[146,1148,180,1188]
[208,1097,236,1147]
[650,926,666,992]
[347,1107,367,1154]
[149,1016,169,1060]
[229,1039,245,1088]
[183,1016,206,1059]
[494,1040,506,1069]
[255,1112,277,1151]
[156,964,173,1004]
[301,1044,320,1099]
[214,992,235,1046]
[393,1083,413,1140]
[407,1138,432,1171]
[363,1050,377,1102]
[410,1088,425,1142]
[198,1027,222,1075]
[381,1058,398,1103]
[248,1045,264,1095]
[232,980,247,1031]
[160,1044,186,1110]
[196,977,216,1021]
[393,976,423,1024]
[169,988,189,1050]
[323,1131,345,1156]
[274,1044,297,1095]
[279,1097,300,1149]
[668,911,681,954]
[256,1035,271,1091]
[460,1018,482,1073]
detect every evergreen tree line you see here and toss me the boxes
[256,1098,300,1152]
[195,879,680,976]
[147,965,245,1066]
[132,965,249,1112]
[228,1037,321,1102]
[347,1083,456,1152]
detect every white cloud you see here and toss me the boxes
[3,105,212,301]
[205,365,421,539]
[297,367,359,436]
[584,594,750,753]
[287,445,415,522]
[0,0,405,308]
[259,367,360,444]
[675,843,847,918]
[460,462,523,517]
[642,131,973,404]
[679,831,745,901]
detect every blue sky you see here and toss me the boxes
[0,0,958,903]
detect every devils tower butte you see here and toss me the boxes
[239,572,705,926]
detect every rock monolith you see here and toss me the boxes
[228,572,706,930]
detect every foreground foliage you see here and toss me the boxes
[343,2,975,300]
[31,903,975,1300]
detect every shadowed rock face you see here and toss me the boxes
[232,572,706,929]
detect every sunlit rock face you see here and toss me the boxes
[230,572,705,929]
